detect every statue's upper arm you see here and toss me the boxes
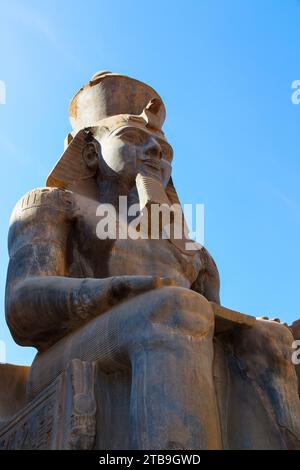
[7,187,75,283]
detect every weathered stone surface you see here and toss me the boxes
[0,359,96,450]
[211,302,255,334]
[290,320,300,397]
[214,316,300,449]
[2,72,300,449]
[0,364,29,423]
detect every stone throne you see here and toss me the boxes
[1,72,300,450]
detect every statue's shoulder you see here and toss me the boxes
[10,186,75,223]
[8,187,75,255]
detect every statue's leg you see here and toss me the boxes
[231,319,300,449]
[117,286,222,449]
[28,286,221,450]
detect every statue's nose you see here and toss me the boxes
[145,137,162,160]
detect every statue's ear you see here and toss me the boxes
[82,141,100,173]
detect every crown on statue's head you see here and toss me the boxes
[69,71,166,133]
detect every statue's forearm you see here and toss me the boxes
[6,276,104,350]
[6,274,169,351]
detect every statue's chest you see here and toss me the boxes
[74,208,201,288]
[108,238,201,288]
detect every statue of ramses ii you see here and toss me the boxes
[1,71,300,450]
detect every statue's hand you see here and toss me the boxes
[110,275,175,298]
[73,275,176,322]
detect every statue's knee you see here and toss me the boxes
[236,319,294,373]
[256,319,293,350]
[141,286,214,338]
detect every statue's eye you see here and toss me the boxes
[121,131,145,145]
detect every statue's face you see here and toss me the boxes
[99,125,173,187]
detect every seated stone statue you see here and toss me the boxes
[3,71,300,450]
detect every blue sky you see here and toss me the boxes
[0,0,300,365]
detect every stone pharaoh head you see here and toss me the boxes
[46,71,175,194]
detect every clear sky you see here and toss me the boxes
[0,0,300,366]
